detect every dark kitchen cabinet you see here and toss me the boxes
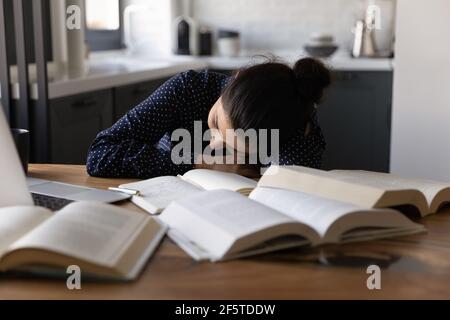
[47,89,114,164]
[32,77,172,165]
[113,78,170,121]
[317,71,393,172]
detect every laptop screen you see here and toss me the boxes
[0,105,34,208]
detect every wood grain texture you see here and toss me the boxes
[1,164,450,300]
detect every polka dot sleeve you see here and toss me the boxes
[86,71,208,178]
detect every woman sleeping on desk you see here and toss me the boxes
[86,57,331,179]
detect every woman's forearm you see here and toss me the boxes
[87,137,193,179]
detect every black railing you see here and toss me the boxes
[12,0,30,130]
[31,0,50,163]
[0,0,50,162]
[0,0,11,121]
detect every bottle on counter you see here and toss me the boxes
[198,26,213,56]
[173,15,198,55]
[172,0,198,56]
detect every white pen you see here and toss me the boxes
[108,187,141,196]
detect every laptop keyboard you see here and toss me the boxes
[32,193,74,211]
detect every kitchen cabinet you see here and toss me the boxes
[211,69,393,172]
[317,71,393,172]
[113,78,170,121]
[33,77,171,164]
[47,89,114,164]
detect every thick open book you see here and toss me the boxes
[0,202,166,280]
[258,166,450,217]
[119,169,257,214]
[160,188,424,261]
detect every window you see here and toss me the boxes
[86,0,120,30]
[85,0,123,51]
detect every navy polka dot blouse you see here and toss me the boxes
[86,70,326,179]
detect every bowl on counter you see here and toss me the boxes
[304,44,339,58]
[304,32,339,58]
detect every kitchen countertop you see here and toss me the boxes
[170,52,395,72]
[9,50,394,100]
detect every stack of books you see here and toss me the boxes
[119,166,449,262]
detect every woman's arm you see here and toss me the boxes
[86,72,196,179]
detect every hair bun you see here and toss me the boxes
[293,57,331,104]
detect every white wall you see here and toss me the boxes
[192,0,396,54]
[121,0,396,56]
[390,0,450,180]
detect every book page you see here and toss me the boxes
[7,202,147,267]
[160,190,311,258]
[162,189,295,240]
[331,170,450,207]
[259,166,385,209]
[0,206,51,256]
[121,176,202,210]
[182,169,257,192]
[250,187,371,238]
[250,187,423,243]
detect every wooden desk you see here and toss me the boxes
[1,164,450,300]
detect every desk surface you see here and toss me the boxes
[1,164,450,300]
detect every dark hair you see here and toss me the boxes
[221,57,331,142]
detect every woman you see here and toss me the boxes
[86,57,331,179]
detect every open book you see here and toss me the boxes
[258,166,450,217]
[159,188,425,261]
[119,169,257,214]
[0,202,166,280]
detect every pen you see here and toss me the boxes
[108,187,141,196]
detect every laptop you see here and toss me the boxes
[0,106,130,211]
